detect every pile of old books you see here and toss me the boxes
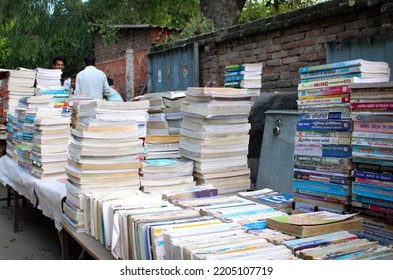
[139,158,195,193]
[144,135,181,159]
[63,101,144,232]
[179,87,257,194]
[349,81,393,245]
[293,59,389,214]
[8,96,55,172]
[224,63,263,94]
[30,106,70,179]
[162,91,186,135]
[0,68,36,115]
[139,92,169,136]
[281,230,393,260]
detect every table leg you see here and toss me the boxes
[13,190,19,233]
[61,229,70,260]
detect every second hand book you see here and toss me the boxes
[266,211,362,238]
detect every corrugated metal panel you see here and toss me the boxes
[256,110,299,194]
[147,43,199,92]
[326,35,393,80]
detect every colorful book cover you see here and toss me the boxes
[352,182,393,202]
[298,59,388,74]
[298,85,351,97]
[298,112,351,120]
[300,66,362,79]
[296,120,352,131]
[293,179,351,196]
[353,121,393,134]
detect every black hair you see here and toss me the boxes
[52,55,67,66]
[84,54,96,66]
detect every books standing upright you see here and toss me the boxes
[179,87,256,194]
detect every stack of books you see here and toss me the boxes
[144,135,181,159]
[293,60,379,213]
[224,63,263,94]
[9,96,54,172]
[162,91,186,135]
[139,158,196,193]
[0,68,36,115]
[237,188,293,214]
[95,100,149,138]
[35,67,62,88]
[139,92,169,136]
[30,108,70,179]
[35,86,70,115]
[70,99,96,128]
[348,81,393,245]
[179,87,257,194]
[63,101,144,232]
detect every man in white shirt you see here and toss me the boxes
[75,54,111,99]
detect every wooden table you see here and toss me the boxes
[60,219,115,260]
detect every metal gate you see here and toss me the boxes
[147,42,199,93]
[327,34,393,80]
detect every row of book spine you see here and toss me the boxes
[294,58,393,245]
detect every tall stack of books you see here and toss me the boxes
[0,71,9,155]
[294,59,390,214]
[224,63,263,94]
[162,91,186,135]
[0,68,36,115]
[31,108,70,179]
[349,81,393,245]
[9,96,54,173]
[140,158,196,193]
[144,135,181,159]
[179,87,256,194]
[63,101,144,232]
[35,67,62,88]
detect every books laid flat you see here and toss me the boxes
[266,211,363,238]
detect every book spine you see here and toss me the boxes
[352,194,393,209]
[352,114,393,122]
[296,136,351,145]
[351,102,393,109]
[354,162,393,174]
[298,60,361,74]
[294,172,350,185]
[299,66,361,79]
[292,201,317,213]
[298,112,351,120]
[297,77,354,90]
[296,120,352,131]
[294,188,350,201]
[355,177,393,188]
[353,170,393,182]
[295,166,350,176]
[297,96,350,105]
[293,155,351,165]
[294,192,349,205]
[352,145,393,158]
[353,156,393,167]
[352,130,393,139]
[300,73,361,83]
[353,121,393,134]
[296,131,352,138]
[298,85,352,97]
[293,179,351,196]
[295,145,352,158]
[352,182,393,202]
[351,137,393,148]
[351,201,393,215]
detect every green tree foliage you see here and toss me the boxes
[0,0,93,75]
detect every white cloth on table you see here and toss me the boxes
[0,156,66,231]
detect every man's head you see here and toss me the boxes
[84,54,96,66]
[52,55,67,70]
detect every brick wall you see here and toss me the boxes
[151,0,393,92]
[95,28,165,99]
